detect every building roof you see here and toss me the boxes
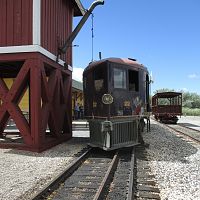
[73,0,86,16]
[72,79,83,91]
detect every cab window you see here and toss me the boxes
[94,66,106,92]
[113,68,126,89]
[128,70,139,91]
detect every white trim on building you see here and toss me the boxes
[33,0,41,45]
[0,45,72,71]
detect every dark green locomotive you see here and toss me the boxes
[83,58,151,150]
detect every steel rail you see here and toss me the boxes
[165,124,200,144]
[127,147,135,200]
[178,123,200,133]
[93,151,119,200]
[31,147,92,200]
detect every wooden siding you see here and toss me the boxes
[0,0,33,47]
[41,0,73,65]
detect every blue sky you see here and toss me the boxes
[72,0,200,95]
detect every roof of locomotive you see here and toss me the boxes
[83,57,148,73]
[152,92,182,99]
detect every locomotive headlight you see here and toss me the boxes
[102,94,113,105]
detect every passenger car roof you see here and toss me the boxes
[153,92,182,98]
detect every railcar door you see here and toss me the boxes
[84,63,108,117]
[146,74,151,112]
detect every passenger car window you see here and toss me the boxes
[113,68,126,89]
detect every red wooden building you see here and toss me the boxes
[0,0,84,152]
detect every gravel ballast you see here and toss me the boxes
[0,138,87,200]
[143,119,200,200]
[0,117,200,200]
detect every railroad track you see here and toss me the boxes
[165,124,200,144]
[30,146,92,200]
[134,146,161,200]
[30,147,131,200]
[105,147,135,199]
[30,145,161,200]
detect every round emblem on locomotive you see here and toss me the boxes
[102,94,113,104]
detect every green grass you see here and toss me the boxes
[182,107,200,116]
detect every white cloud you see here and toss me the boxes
[188,73,199,79]
[72,67,84,82]
[180,88,188,92]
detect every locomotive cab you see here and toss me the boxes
[83,58,151,150]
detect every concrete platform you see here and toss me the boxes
[178,116,200,131]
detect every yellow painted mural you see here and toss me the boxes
[72,80,84,119]
[3,78,29,112]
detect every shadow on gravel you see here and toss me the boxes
[3,137,90,157]
[143,124,198,164]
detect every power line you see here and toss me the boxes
[91,13,94,62]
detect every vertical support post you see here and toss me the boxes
[30,58,42,149]
[64,75,72,134]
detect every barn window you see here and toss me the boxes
[128,70,139,91]
[113,68,126,89]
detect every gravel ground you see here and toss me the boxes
[1,117,200,200]
[0,138,88,200]
[144,119,200,200]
